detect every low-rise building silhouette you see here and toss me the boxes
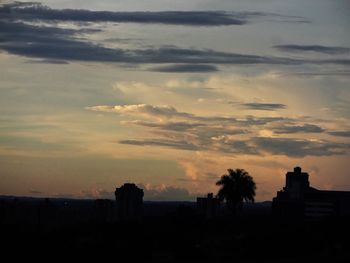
[273,167,350,219]
[197,193,220,219]
[115,183,144,220]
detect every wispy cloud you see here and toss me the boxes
[277,70,350,77]
[123,120,248,139]
[0,2,305,27]
[119,139,199,151]
[274,44,350,55]
[253,137,350,157]
[25,59,69,64]
[148,64,218,73]
[87,104,194,119]
[0,20,300,65]
[1,16,349,67]
[87,103,350,157]
[327,131,350,137]
[122,120,206,131]
[86,103,288,125]
[240,102,287,111]
[272,124,324,134]
[119,134,350,157]
[4,2,348,68]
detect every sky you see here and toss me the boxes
[0,0,350,201]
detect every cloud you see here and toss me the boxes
[1,2,306,27]
[87,103,290,125]
[215,139,259,155]
[239,116,287,125]
[80,188,113,199]
[119,139,199,151]
[1,19,349,66]
[138,184,196,201]
[277,70,350,77]
[121,119,251,152]
[327,131,350,137]
[25,59,69,64]
[309,59,350,66]
[119,131,251,154]
[119,135,350,157]
[87,104,350,157]
[190,126,248,138]
[240,102,287,111]
[124,121,245,138]
[1,2,349,68]
[0,20,300,64]
[253,137,349,157]
[87,103,212,121]
[1,2,246,26]
[149,64,218,73]
[0,20,118,61]
[272,124,325,134]
[274,44,350,54]
[123,120,206,131]
[87,104,194,119]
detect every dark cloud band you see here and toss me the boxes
[253,137,349,157]
[1,18,350,67]
[328,131,350,137]
[1,2,349,69]
[274,44,350,54]
[1,2,247,26]
[272,124,324,134]
[119,139,199,151]
[149,64,218,73]
[241,103,287,111]
[0,20,294,64]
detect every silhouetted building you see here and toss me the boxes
[115,183,144,220]
[197,193,220,219]
[273,167,350,220]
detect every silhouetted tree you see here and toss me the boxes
[216,168,256,215]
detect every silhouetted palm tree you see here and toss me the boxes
[216,168,256,215]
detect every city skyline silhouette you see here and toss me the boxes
[1,1,350,202]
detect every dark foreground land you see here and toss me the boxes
[1,197,349,262]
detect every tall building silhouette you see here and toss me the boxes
[273,167,350,219]
[115,183,144,220]
[284,166,310,200]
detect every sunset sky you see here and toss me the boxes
[1,0,350,201]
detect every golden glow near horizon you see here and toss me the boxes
[0,0,350,201]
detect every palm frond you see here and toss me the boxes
[215,168,257,211]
